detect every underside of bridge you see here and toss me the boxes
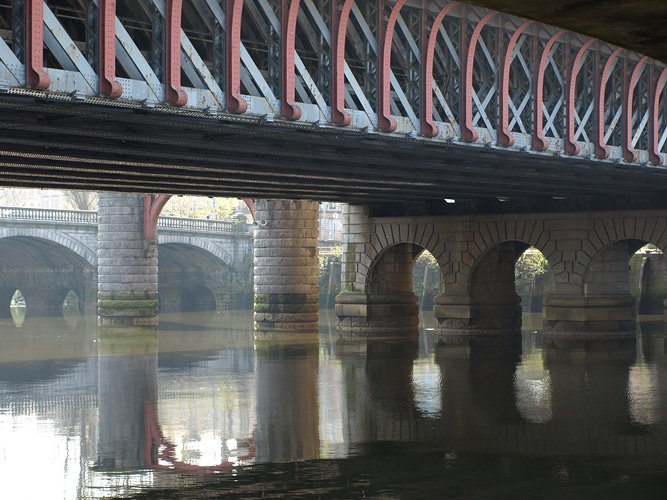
[1,96,667,215]
[0,0,665,213]
[467,1,667,64]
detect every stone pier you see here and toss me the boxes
[253,199,319,336]
[97,193,159,326]
[336,205,420,336]
[434,241,525,343]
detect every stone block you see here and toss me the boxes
[254,312,319,323]
[254,275,318,286]
[556,240,582,251]
[254,247,317,258]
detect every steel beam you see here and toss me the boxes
[460,11,497,143]
[25,0,49,89]
[623,56,648,162]
[165,0,187,106]
[594,47,622,159]
[420,1,458,138]
[99,0,122,98]
[649,65,667,166]
[377,0,405,132]
[497,20,533,147]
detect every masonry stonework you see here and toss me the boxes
[253,199,320,336]
[97,193,159,326]
[337,206,667,340]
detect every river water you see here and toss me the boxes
[2,310,667,499]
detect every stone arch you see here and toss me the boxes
[0,234,96,318]
[542,214,665,337]
[157,240,233,313]
[575,216,667,332]
[365,241,445,297]
[581,214,667,282]
[363,221,445,294]
[181,285,217,312]
[457,219,556,296]
[341,228,445,335]
[0,227,96,267]
[157,234,233,267]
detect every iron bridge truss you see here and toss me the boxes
[0,0,666,203]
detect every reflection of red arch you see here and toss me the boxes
[143,403,255,472]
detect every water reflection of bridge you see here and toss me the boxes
[3,314,667,497]
[0,207,252,317]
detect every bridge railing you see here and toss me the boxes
[0,207,244,233]
[0,207,97,223]
[157,216,235,232]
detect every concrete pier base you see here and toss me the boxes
[433,292,522,345]
[253,199,319,337]
[335,291,419,336]
[97,193,159,327]
[22,287,70,317]
[544,294,638,338]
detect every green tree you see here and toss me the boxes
[515,249,550,310]
[412,251,441,297]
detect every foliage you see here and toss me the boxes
[515,249,550,282]
[64,191,98,210]
[0,188,42,207]
[161,196,245,220]
[515,249,551,309]
[412,251,441,297]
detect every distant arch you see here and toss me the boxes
[158,234,233,267]
[0,228,96,267]
[0,235,95,318]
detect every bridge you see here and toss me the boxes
[0,1,664,337]
[0,1,665,203]
[0,205,252,317]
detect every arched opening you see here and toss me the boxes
[9,289,25,326]
[568,238,658,336]
[515,247,552,314]
[411,249,443,332]
[158,243,228,314]
[338,242,442,336]
[181,286,217,312]
[10,289,24,308]
[412,250,442,312]
[366,243,445,334]
[437,241,551,340]
[62,290,81,317]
